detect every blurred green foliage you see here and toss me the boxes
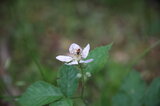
[0,0,160,106]
[144,78,160,106]
[112,71,146,106]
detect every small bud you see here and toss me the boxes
[86,72,91,77]
[77,73,82,78]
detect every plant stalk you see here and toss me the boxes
[79,63,88,106]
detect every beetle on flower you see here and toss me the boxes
[56,43,93,65]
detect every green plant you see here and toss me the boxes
[18,43,112,106]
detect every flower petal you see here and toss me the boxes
[79,59,94,63]
[56,55,73,62]
[82,44,90,58]
[66,60,78,65]
[69,43,82,54]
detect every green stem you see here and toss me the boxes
[79,63,88,106]
[129,40,160,69]
[81,70,85,97]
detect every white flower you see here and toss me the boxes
[56,43,93,65]
[85,72,91,77]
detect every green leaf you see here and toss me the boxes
[99,61,129,106]
[84,43,112,73]
[18,81,63,106]
[144,77,160,106]
[112,71,146,106]
[112,93,130,106]
[57,65,79,97]
[49,98,73,106]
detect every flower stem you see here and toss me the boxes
[79,63,88,106]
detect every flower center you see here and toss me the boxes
[73,54,82,61]
[69,48,83,61]
[76,49,81,55]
